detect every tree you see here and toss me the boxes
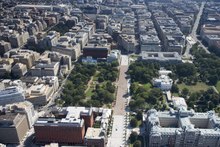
[133,140,141,147]
[208,75,218,85]
[130,83,139,95]
[106,82,115,93]
[129,132,138,143]
[176,63,196,77]
[98,76,104,83]
[136,111,143,120]
[130,118,138,128]
[181,88,189,97]
[171,84,179,93]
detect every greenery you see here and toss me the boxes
[130,118,138,128]
[133,140,141,147]
[187,88,220,112]
[129,83,166,112]
[93,121,101,128]
[177,82,210,93]
[128,62,160,84]
[128,62,168,112]
[129,132,138,144]
[61,63,96,106]
[129,133,143,147]
[61,62,119,107]
[136,111,142,121]
[171,84,179,93]
[216,81,220,93]
[191,44,220,85]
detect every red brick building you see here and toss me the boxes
[34,117,85,144]
[34,107,94,144]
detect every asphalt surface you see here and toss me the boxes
[184,2,209,57]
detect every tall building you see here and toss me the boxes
[0,86,25,106]
[0,41,11,56]
[144,107,220,147]
[5,101,37,128]
[0,112,29,144]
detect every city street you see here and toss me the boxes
[184,2,209,57]
[108,55,130,147]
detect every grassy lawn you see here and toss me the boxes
[216,81,220,93]
[93,71,99,81]
[85,87,94,97]
[178,82,210,93]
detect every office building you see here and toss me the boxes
[25,84,53,106]
[0,86,25,106]
[0,41,11,56]
[145,107,220,147]
[31,62,60,77]
[34,107,112,145]
[5,101,37,128]
[84,127,106,147]
[83,44,111,59]
[11,63,27,78]
[52,36,81,60]
[0,112,29,144]
[140,35,161,52]
[141,51,182,64]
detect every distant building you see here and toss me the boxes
[141,51,182,64]
[172,97,187,109]
[30,62,60,77]
[6,49,40,69]
[9,34,22,48]
[140,35,161,52]
[0,64,11,77]
[52,36,81,60]
[83,44,111,59]
[0,86,25,106]
[43,31,60,48]
[118,34,137,53]
[82,56,98,64]
[0,41,11,56]
[11,63,27,78]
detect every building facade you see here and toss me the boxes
[144,107,220,147]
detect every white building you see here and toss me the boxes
[0,86,25,106]
[107,50,121,62]
[172,97,187,109]
[153,69,173,91]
